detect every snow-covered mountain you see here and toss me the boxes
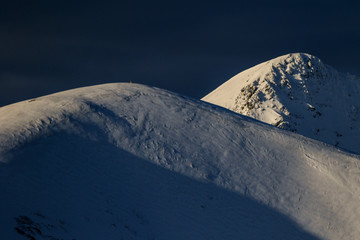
[202,53,360,154]
[1,83,360,240]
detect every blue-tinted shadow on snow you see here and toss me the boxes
[1,133,321,240]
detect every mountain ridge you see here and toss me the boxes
[1,83,360,239]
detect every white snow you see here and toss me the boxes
[0,83,360,239]
[202,53,360,154]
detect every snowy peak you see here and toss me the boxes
[202,53,360,153]
[230,53,332,126]
[266,53,334,92]
[271,53,327,78]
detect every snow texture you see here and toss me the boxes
[202,53,360,154]
[1,83,360,240]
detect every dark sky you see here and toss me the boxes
[1,0,360,106]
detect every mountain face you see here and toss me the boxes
[202,53,360,154]
[1,83,360,240]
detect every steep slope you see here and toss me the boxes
[202,53,360,153]
[1,83,360,240]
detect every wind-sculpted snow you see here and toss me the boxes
[1,83,360,239]
[203,53,360,154]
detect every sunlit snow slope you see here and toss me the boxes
[1,83,360,240]
[202,53,360,153]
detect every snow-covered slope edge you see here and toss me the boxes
[202,53,360,154]
[1,83,360,240]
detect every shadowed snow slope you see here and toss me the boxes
[1,83,360,240]
[202,53,360,154]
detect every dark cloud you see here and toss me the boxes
[1,0,360,106]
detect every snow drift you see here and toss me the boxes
[202,53,360,154]
[1,83,360,240]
